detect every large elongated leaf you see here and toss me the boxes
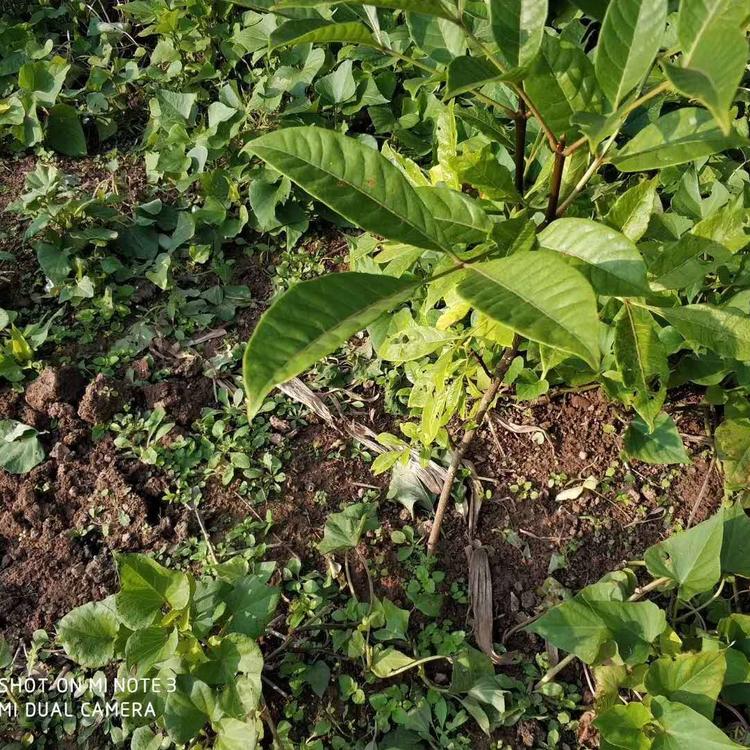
[525,34,603,141]
[445,55,501,98]
[539,218,650,296]
[270,20,376,49]
[614,303,668,429]
[273,0,458,20]
[613,108,745,172]
[415,185,491,245]
[246,127,446,251]
[489,0,547,72]
[645,511,723,600]
[650,303,750,361]
[457,251,600,369]
[664,0,747,134]
[604,177,658,242]
[645,651,726,719]
[243,273,416,420]
[594,0,667,109]
[651,234,727,290]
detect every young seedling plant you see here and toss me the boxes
[242,0,750,554]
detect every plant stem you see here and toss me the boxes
[191,503,218,566]
[535,653,575,689]
[556,132,616,218]
[675,579,726,624]
[544,140,566,226]
[556,81,671,213]
[627,576,671,601]
[456,20,558,150]
[427,337,519,555]
[514,96,527,194]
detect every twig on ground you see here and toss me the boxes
[687,457,716,527]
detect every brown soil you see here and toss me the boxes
[438,387,721,658]
[0,367,246,643]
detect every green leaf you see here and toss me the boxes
[115,553,191,629]
[716,419,750,493]
[613,108,745,171]
[539,218,650,296]
[614,304,667,430]
[458,146,519,202]
[650,235,727,291]
[130,726,163,750]
[528,596,665,665]
[663,0,747,134]
[243,273,415,420]
[374,598,411,642]
[650,303,750,361]
[269,20,376,49]
[246,127,446,251]
[594,0,667,109]
[406,13,466,65]
[594,702,653,750]
[215,718,259,750]
[194,633,263,705]
[45,103,87,156]
[525,34,603,141]
[315,60,357,104]
[489,0,547,72]
[0,419,45,474]
[624,412,690,465]
[226,577,280,638]
[125,627,178,674]
[645,651,726,719]
[154,89,196,129]
[651,696,744,749]
[721,501,750,577]
[164,686,209,745]
[302,661,331,697]
[273,0,458,20]
[445,56,502,98]
[18,58,69,106]
[318,502,378,554]
[415,186,491,245]
[370,647,444,678]
[458,251,601,369]
[605,177,658,242]
[645,511,723,599]
[57,600,120,668]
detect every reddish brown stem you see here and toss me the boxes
[544,140,566,226]
[514,97,527,195]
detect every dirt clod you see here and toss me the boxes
[142,377,213,426]
[77,374,128,424]
[24,366,85,413]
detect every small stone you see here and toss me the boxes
[270,416,290,433]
